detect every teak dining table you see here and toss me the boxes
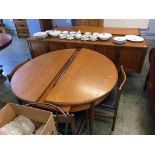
[11,48,118,134]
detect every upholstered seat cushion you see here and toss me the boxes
[58,110,86,134]
[97,86,117,110]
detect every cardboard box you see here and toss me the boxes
[0,102,57,135]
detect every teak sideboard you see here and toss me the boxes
[27,26,147,73]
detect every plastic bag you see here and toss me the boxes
[0,115,35,135]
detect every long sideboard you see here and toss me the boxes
[27,26,147,73]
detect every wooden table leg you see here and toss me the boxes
[89,102,95,135]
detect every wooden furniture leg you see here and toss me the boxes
[70,115,76,135]
[89,102,95,135]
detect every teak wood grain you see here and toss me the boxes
[45,48,118,106]
[11,49,76,102]
[11,48,117,109]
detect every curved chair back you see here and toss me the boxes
[114,66,126,112]
[25,102,69,135]
[118,66,127,90]
[7,59,30,81]
[95,66,127,131]
[112,66,126,130]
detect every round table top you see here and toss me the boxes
[0,33,12,50]
[11,48,118,107]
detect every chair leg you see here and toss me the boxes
[143,72,149,91]
[112,111,118,131]
[112,118,116,131]
[86,110,89,134]
[70,115,76,135]
[143,78,148,91]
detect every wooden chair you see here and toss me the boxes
[32,104,87,135]
[7,59,30,82]
[25,102,69,134]
[27,102,88,135]
[95,66,126,131]
[7,59,30,104]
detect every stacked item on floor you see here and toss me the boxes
[0,115,45,135]
[0,103,57,135]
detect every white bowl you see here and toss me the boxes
[59,34,66,39]
[49,30,61,37]
[93,32,100,36]
[51,33,59,37]
[98,33,112,40]
[84,32,91,37]
[113,36,127,44]
[45,30,53,34]
[90,38,98,41]
[81,35,89,41]
[90,35,98,41]
[33,32,48,39]
[62,31,69,35]
[69,31,76,34]
[75,33,82,39]
[66,35,74,40]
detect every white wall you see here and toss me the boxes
[104,19,149,29]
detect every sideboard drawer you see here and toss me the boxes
[66,43,93,50]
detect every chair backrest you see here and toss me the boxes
[118,66,127,90]
[115,66,126,110]
[7,59,30,81]
[25,102,69,135]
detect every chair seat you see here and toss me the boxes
[95,66,126,131]
[58,110,87,135]
[97,86,117,110]
[74,111,87,134]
